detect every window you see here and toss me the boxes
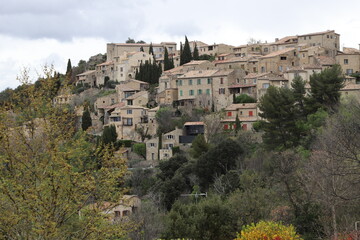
[309,36,311,40]
[197,79,201,85]
[111,117,121,122]
[180,90,183,96]
[127,109,132,114]
[124,118,133,126]
[120,67,123,72]
[207,78,212,84]
[150,143,156,147]
[167,135,174,139]
[344,59,349,65]
[176,80,183,86]
[279,66,283,72]
[224,124,229,130]
[127,100,133,105]
[227,111,232,117]
[220,78,224,84]
[198,89,202,95]
[219,88,225,94]
[115,211,121,218]
[262,83,270,89]
[346,69,353,75]
[189,79,193,85]
[280,56,287,60]
[242,124,247,130]
[261,66,265,73]
[249,111,253,116]
[327,35,329,38]
[189,90,194,96]
[229,65,232,69]
[304,37,306,40]
[206,89,210,95]
[264,47,268,52]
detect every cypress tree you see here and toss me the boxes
[149,43,154,59]
[179,42,183,65]
[170,57,175,69]
[193,43,199,60]
[235,114,241,136]
[66,59,72,75]
[180,36,192,65]
[81,108,92,131]
[164,47,171,71]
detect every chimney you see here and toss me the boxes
[275,38,279,42]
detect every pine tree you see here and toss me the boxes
[180,36,192,65]
[193,42,199,60]
[81,108,92,131]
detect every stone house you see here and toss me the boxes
[256,73,288,99]
[145,128,183,161]
[95,61,115,86]
[336,47,360,75]
[113,52,153,82]
[228,72,268,100]
[107,42,177,60]
[125,91,148,107]
[222,103,259,131]
[258,48,299,74]
[107,105,149,141]
[116,79,149,101]
[176,69,245,110]
[297,30,340,57]
[84,195,141,222]
[76,70,96,87]
[198,43,235,56]
[214,55,261,74]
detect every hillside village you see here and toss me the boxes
[1,30,360,239]
[58,30,360,165]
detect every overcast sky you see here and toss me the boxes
[1,0,360,91]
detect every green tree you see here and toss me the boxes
[133,143,146,159]
[193,43,199,60]
[190,134,209,158]
[126,37,135,43]
[235,113,241,135]
[149,43,154,57]
[195,138,243,190]
[308,64,344,112]
[66,58,72,75]
[163,47,174,71]
[163,195,238,240]
[180,36,192,65]
[102,125,117,145]
[0,68,130,239]
[140,46,144,52]
[234,94,257,103]
[258,86,301,150]
[81,107,92,131]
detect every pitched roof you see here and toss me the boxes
[76,70,96,76]
[184,121,204,126]
[126,91,147,100]
[259,48,295,59]
[183,60,210,66]
[315,56,336,66]
[97,61,114,66]
[178,70,219,78]
[244,72,269,79]
[228,84,256,88]
[298,30,338,37]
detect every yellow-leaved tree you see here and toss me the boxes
[235,221,303,240]
[0,66,133,239]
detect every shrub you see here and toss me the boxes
[235,221,303,240]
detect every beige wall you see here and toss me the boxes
[114,52,153,82]
[199,44,234,56]
[336,53,360,75]
[107,42,177,61]
[297,31,339,57]
[259,50,299,74]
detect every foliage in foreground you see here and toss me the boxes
[235,221,303,240]
[0,68,132,239]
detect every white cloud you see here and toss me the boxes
[1,0,360,91]
[0,35,106,90]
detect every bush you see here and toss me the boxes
[235,221,303,240]
[115,140,133,148]
[234,94,257,103]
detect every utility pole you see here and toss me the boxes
[180,192,207,204]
